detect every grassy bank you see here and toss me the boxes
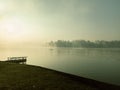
[0,62,119,90]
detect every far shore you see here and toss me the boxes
[0,61,120,90]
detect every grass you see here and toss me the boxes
[0,62,119,90]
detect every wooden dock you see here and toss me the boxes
[5,57,27,64]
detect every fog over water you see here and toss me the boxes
[0,0,120,44]
[0,0,120,86]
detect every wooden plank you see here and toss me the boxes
[6,56,27,64]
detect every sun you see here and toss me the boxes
[1,16,25,40]
[5,21,21,33]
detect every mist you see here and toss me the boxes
[0,0,120,44]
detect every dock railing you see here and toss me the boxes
[6,56,27,64]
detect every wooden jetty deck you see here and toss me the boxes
[5,57,27,64]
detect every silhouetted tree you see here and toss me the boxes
[48,40,120,48]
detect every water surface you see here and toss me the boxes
[0,47,120,85]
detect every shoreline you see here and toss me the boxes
[27,64,120,89]
[0,61,120,90]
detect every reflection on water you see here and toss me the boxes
[0,47,120,85]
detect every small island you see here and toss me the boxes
[48,40,120,48]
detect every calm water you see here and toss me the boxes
[0,47,120,85]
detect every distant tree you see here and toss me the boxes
[49,41,55,46]
[48,40,120,48]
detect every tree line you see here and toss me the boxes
[48,40,120,48]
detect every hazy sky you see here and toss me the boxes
[0,0,120,44]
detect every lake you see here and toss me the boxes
[0,47,120,85]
